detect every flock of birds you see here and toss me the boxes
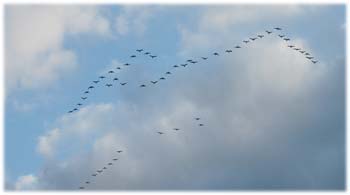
[78,117,204,189]
[68,27,318,190]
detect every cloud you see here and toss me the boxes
[114,6,158,36]
[14,175,38,190]
[5,5,111,93]
[11,6,344,190]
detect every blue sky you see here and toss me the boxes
[5,4,345,190]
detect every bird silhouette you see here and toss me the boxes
[213,52,219,56]
[199,124,204,126]
[157,132,164,135]
[140,84,146,87]
[173,65,179,68]
[257,34,264,38]
[136,49,143,52]
[113,78,119,81]
[150,55,157,58]
[274,27,282,30]
[225,50,232,53]
[265,30,272,34]
[130,55,136,58]
[283,38,290,41]
[81,97,87,100]
[159,77,166,80]
[99,76,105,79]
[243,40,249,43]
[173,128,180,131]
[93,80,99,84]
[124,63,130,66]
[235,46,241,49]
[106,84,113,87]
[117,150,123,153]
[120,82,127,86]
[151,81,158,84]
[181,64,188,67]
[202,57,208,60]
[108,70,114,74]
[311,60,318,64]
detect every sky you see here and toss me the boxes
[4,4,346,190]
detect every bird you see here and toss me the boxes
[243,40,249,43]
[81,97,87,100]
[77,103,82,106]
[225,50,232,53]
[113,78,119,81]
[136,49,143,52]
[278,35,285,38]
[299,51,306,54]
[144,52,150,55]
[166,71,171,75]
[73,108,78,111]
[106,84,113,87]
[99,76,105,79]
[68,110,73,113]
[257,34,264,38]
[235,45,241,49]
[79,187,84,189]
[130,55,136,58]
[85,181,90,184]
[306,56,314,59]
[159,77,166,80]
[311,60,318,64]
[113,158,118,161]
[108,163,113,165]
[116,67,121,70]
[304,53,310,56]
[173,65,179,68]
[283,38,290,41]
[202,57,208,60]
[124,63,130,66]
[274,27,282,30]
[173,128,180,131]
[181,64,188,67]
[195,117,200,120]
[249,37,257,41]
[140,84,146,87]
[84,91,89,94]
[103,167,107,170]
[117,150,123,153]
[88,86,94,89]
[93,80,99,84]
[187,59,193,62]
[120,82,127,86]
[92,174,97,177]
[151,81,158,84]
[97,170,103,173]
[157,132,164,135]
[265,30,272,34]
[213,52,219,56]
[199,124,204,126]
[108,70,114,74]
[294,48,301,51]
[190,61,198,64]
[288,45,295,48]
[150,55,157,58]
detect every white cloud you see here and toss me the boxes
[114,6,158,36]
[5,5,111,93]
[15,174,38,190]
[36,103,115,159]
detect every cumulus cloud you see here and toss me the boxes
[14,175,38,190]
[114,6,158,36]
[5,5,111,93]
[11,5,344,190]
